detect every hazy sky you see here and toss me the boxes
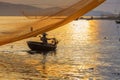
[0,0,120,13]
[0,0,80,8]
[94,0,120,13]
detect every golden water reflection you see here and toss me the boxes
[24,20,101,79]
[0,20,102,80]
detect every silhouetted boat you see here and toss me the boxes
[116,20,120,24]
[27,41,57,51]
[27,38,58,51]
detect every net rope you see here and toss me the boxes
[0,0,105,45]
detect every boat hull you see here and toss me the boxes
[116,20,120,24]
[27,41,57,51]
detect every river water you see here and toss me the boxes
[0,20,120,80]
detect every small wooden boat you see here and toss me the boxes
[116,20,120,24]
[27,38,58,51]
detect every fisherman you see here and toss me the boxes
[40,33,58,45]
[40,32,56,45]
[40,33,48,44]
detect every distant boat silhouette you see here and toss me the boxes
[116,20,120,24]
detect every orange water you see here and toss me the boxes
[0,20,120,80]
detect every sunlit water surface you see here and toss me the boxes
[0,19,120,80]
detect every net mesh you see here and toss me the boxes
[0,0,105,45]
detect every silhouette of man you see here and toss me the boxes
[40,33,50,44]
[40,33,58,45]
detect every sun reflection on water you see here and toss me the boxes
[71,20,90,33]
[25,20,101,79]
[0,18,102,80]
[0,15,119,80]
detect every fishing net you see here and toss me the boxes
[0,0,105,45]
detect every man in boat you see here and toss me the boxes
[40,33,48,44]
[40,33,53,45]
[40,33,58,45]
